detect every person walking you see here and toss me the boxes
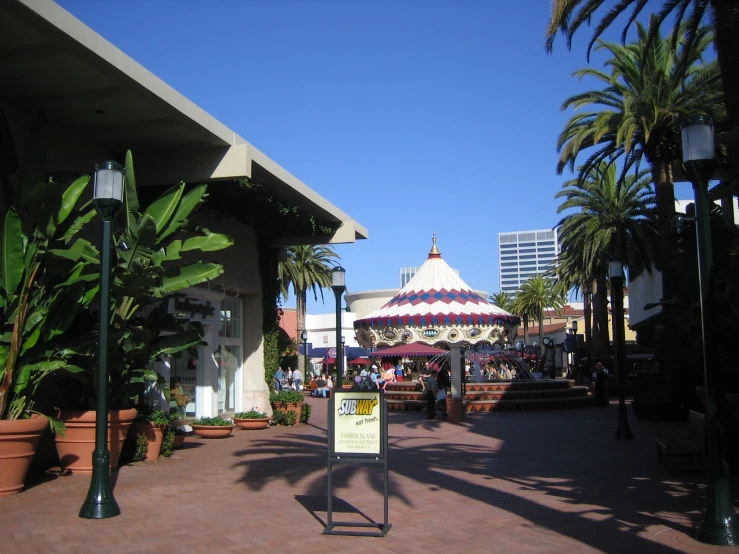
[274,367,286,391]
[436,365,450,416]
[292,367,302,390]
[425,370,439,420]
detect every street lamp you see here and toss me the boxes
[681,115,739,545]
[80,161,124,519]
[610,258,633,441]
[300,330,309,382]
[332,266,346,389]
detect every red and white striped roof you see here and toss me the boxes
[354,235,518,329]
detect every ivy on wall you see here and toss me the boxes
[259,237,282,391]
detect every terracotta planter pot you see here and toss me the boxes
[191,424,234,439]
[271,402,303,425]
[0,414,48,497]
[233,417,270,430]
[172,434,186,449]
[55,408,137,474]
[132,422,166,460]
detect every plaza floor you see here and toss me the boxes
[1,398,737,554]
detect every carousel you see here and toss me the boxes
[354,234,520,350]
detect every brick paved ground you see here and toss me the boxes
[1,398,737,553]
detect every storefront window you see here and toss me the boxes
[169,345,198,418]
[219,298,242,338]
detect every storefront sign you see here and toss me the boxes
[333,392,381,455]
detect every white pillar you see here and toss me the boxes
[450,344,463,399]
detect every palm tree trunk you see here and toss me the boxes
[583,285,593,368]
[523,315,529,345]
[296,289,306,378]
[713,0,739,131]
[652,159,678,301]
[592,275,610,356]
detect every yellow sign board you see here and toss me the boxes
[333,391,382,455]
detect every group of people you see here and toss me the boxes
[274,366,303,391]
[310,372,333,398]
[418,362,450,419]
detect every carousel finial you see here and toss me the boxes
[429,232,441,256]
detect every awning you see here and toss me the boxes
[322,358,337,364]
[348,357,371,365]
[372,343,449,358]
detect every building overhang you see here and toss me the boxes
[0,0,367,244]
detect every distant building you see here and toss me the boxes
[400,265,458,287]
[498,229,559,294]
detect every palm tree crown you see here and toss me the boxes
[278,245,340,376]
[489,291,515,314]
[555,162,657,274]
[513,274,567,353]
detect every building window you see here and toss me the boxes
[501,256,518,261]
[219,298,242,338]
[501,262,518,267]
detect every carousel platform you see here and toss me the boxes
[383,380,595,412]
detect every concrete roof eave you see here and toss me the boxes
[2,0,367,245]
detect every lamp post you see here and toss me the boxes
[301,330,309,382]
[571,320,578,379]
[79,161,124,519]
[341,335,346,379]
[610,258,633,440]
[332,266,346,389]
[681,115,739,545]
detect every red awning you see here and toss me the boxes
[322,357,337,364]
[372,343,449,358]
[348,357,371,365]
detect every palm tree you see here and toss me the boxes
[545,0,739,133]
[556,17,722,300]
[278,245,340,378]
[513,274,567,355]
[555,162,657,354]
[552,250,595,365]
[489,291,515,313]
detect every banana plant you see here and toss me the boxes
[0,176,96,426]
[57,151,234,409]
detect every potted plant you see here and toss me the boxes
[191,416,235,438]
[52,152,232,472]
[233,409,270,430]
[269,390,304,425]
[131,409,173,461]
[0,122,99,494]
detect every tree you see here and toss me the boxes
[555,162,657,354]
[513,274,567,354]
[552,250,595,366]
[278,245,339,378]
[489,291,515,313]
[556,17,722,301]
[545,0,739,134]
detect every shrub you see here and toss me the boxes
[160,428,175,458]
[235,409,268,419]
[133,433,148,462]
[269,390,304,405]
[300,403,312,424]
[192,416,232,426]
[134,409,172,426]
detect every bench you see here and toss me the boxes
[304,381,331,398]
[656,410,705,465]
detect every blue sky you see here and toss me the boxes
[58,0,698,312]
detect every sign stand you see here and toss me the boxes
[324,389,391,537]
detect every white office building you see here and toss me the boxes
[498,229,559,294]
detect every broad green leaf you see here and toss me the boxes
[157,184,207,243]
[124,150,140,232]
[161,262,224,293]
[19,323,41,356]
[59,207,95,243]
[58,175,90,225]
[49,238,99,263]
[180,231,234,253]
[143,183,184,234]
[12,364,30,393]
[0,345,7,369]
[48,417,66,436]
[152,329,203,357]
[0,208,24,296]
